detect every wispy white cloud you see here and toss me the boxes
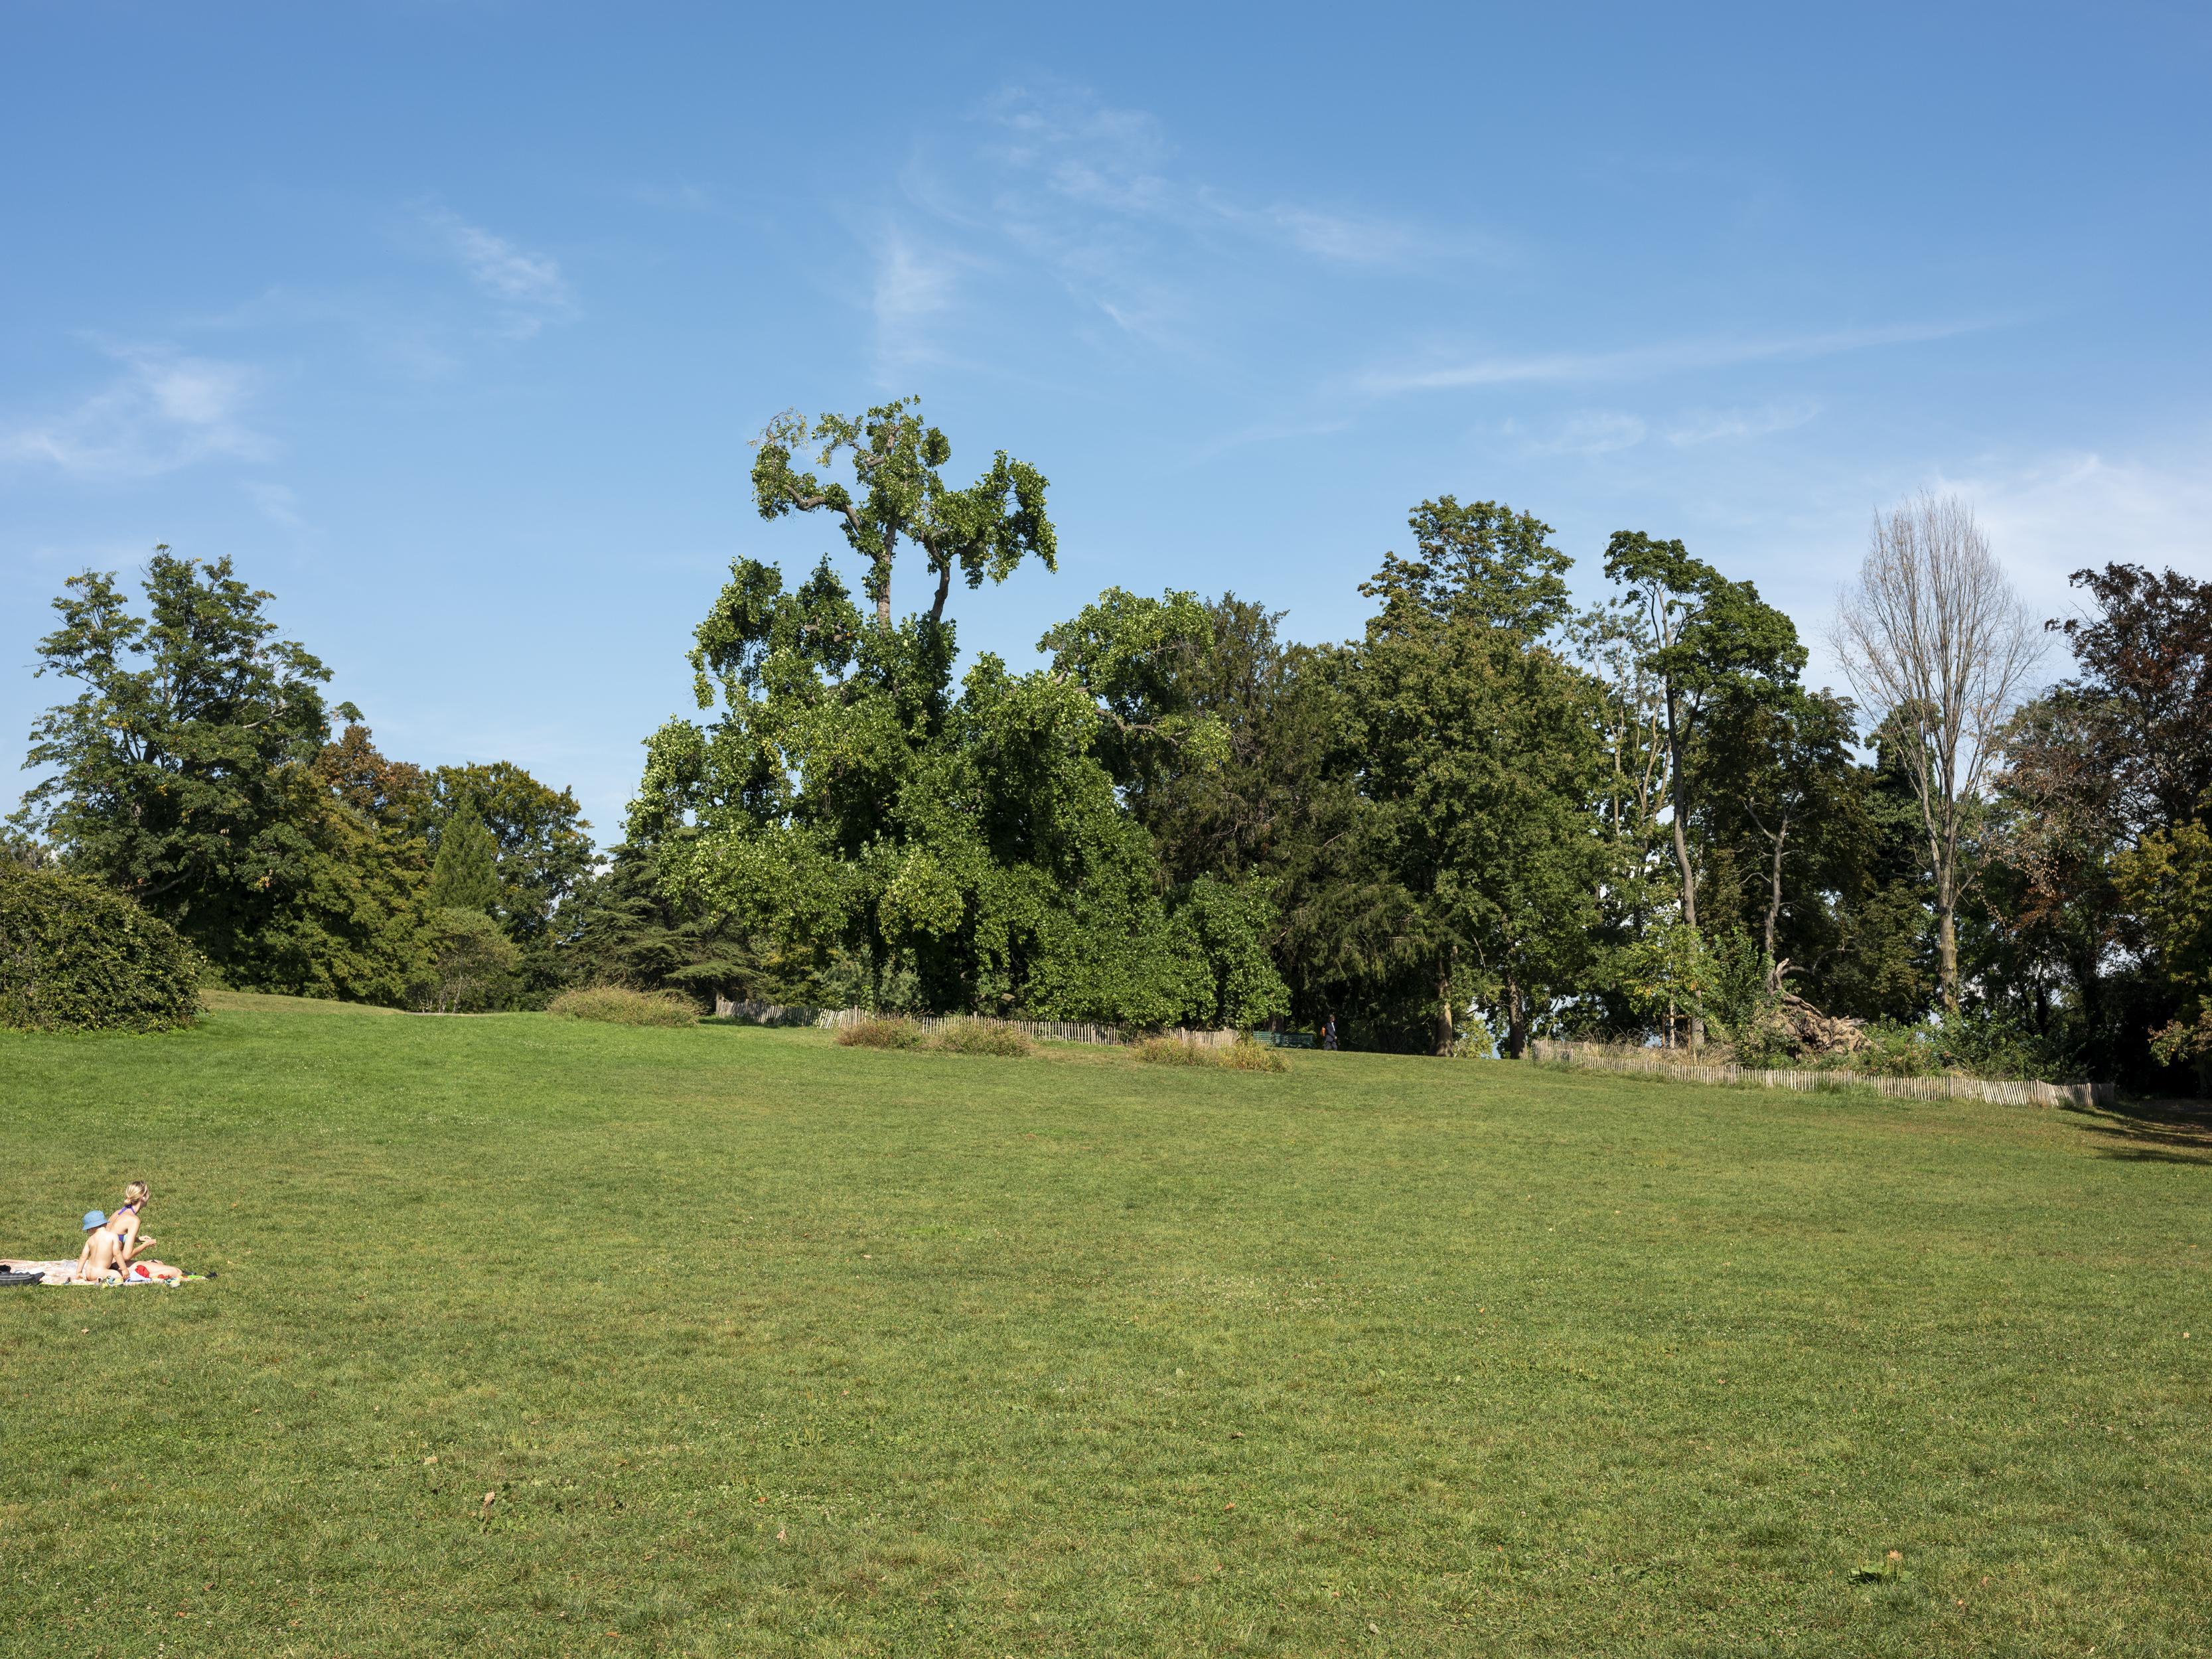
[0,343,270,478]
[1220,200,1505,269]
[244,480,309,532]
[196,285,461,380]
[629,180,717,214]
[984,84,1496,273]
[1665,399,1822,446]
[990,85,1174,212]
[1361,319,2000,397]
[871,230,962,376]
[1931,445,2212,614]
[1513,410,1649,457]
[415,205,577,338]
[883,81,1499,359]
[1499,399,1819,460]
[1180,414,1356,467]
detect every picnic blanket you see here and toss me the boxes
[1,1260,92,1285]
[0,1258,202,1286]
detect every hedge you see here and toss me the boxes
[0,865,202,1033]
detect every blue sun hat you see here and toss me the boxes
[82,1210,106,1231]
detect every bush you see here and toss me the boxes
[1133,1033,1288,1072]
[834,1014,1032,1056]
[548,985,697,1027]
[0,865,201,1033]
[928,1017,1031,1057]
[1217,1037,1291,1072]
[1847,1009,2076,1083]
[409,908,520,1013]
[837,1014,923,1050]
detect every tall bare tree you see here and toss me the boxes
[1831,494,2043,1015]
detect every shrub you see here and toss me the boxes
[1217,1036,1291,1072]
[0,865,201,1033]
[1132,1035,1204,1066]
[1846,1011,2075,1083]
[1133,1033,1288,1072]
[928,1017,1031,1057]
[837,1014,923,1050]
[548,985,696,1027]
[409,908,520,1013]
[1134,1034,1222,1066]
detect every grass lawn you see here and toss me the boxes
[3,995,2209,1657]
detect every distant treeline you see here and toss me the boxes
[10,402,2209,1092]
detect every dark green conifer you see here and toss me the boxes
[428,810,502,916]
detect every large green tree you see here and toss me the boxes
[1335,500,1610,1056]
[234,723,436,1007]
[1039,591,1354,1034]
[557,840,826,1008]
[1598,533,1805,1047]
[1994,563,2212,1083]
[2116,813,2212,1090]
[13,549,350,975]
[632,408,1281,1029]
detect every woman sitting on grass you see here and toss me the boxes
[74,1181,178,1283]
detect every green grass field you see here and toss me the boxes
[3,996,2208,1657]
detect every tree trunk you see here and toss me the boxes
[1504,974,1527,1060]
[1434,950,1456,1056]
[1664,685,1704,1051]
[1929,824,1960,1017]
[2069,945,2101,1067]
[873,528,899,631]
[1763,820,1789,966]
[1935,879,1960,1017]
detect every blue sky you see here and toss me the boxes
[5,1,2209,841]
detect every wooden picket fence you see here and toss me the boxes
[714,996,1246,1049]
[1528,1040,2114,1110]
[712,998,832,1028]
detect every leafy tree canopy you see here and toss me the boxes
[1363,496,1574,640]
[751,397,1056,636]
[2043,563,2212,839]
[430,762,592,941]
[1339,506,1611,1054]
[429,810,503,916]
[1600,532,1806,709]
[11,548,350,972]
[1039,587,1230,800]
[2116,810,2212,1086]
[634,417,1282,1029]
[316,722,431,835]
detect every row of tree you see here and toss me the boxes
[10,403,2209,1090]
